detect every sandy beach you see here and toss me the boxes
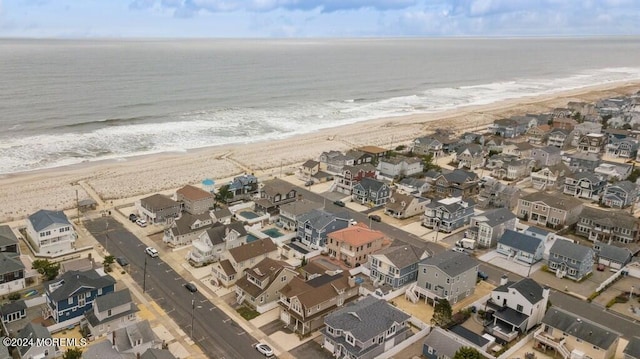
[1,80,639,223]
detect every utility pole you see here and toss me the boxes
[76,189,80,224]
[143,255,148,293]
[191,299,195,338]
[105,221,109,254]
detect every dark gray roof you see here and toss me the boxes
[141,348,178,359]
[498,230,543,254]
[356,177,387,192]
[0,253,24,274]
[279,199,323,216]
[18,323,52,356]
[449,325,490,347]
[624,337,640,359]
[542,307,620,349]
[607,180,637,194]
[302,159,320,168]
[28,209,71,232]
[94,289,133,312]
[114,320,158,353]
[81,339,124,359]
[441,169,478,184]
[492,306,529,327]
[140,193,179,210]
[520,191,583,210]
[0,225,18,247]
[45,269,116,302]
[229,174,258,191]
[298,209,346,230]
[494,278,545,304]
[204,222,247,246]
[324,296,409,342]
[171,212,213,237]
[550,240,593,262]
[419,251,478,277]
[580,207,638,230]
[0,299,26,316]
[422,328,469,358]
[474,208,516,227]
[398,177,428,188]
[595,243,632,264]
[376,244,427,269]
[523,226,550,238]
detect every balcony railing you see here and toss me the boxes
[534,328,571,359]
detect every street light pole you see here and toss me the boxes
[105,221,109,254]
[191,299,195,338]
[143,255,147,293]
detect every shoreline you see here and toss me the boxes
[1,79,639,223]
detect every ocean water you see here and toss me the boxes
[1,37,640,174]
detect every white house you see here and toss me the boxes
[187,222,247,266]
[26,209,77,256]
[376,156,424,179]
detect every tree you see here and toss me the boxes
[32,259,60,281]
[453,347,483,359]
[215,184,233,204]
[62,348,83,359]
[627,168,640,183]
[103,255,115,271]
[432,298,452,327]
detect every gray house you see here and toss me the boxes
[278,199,324,231]
[593,242,633,270]
[0,225,19,257]
[416,251,479,304]
[227,174,259,202]
[423,327,485,359]
[82,289,139,339]
[352,178,391,207]
[17,323,57,359]
[497,230,544,264]
[422,197,475,233]
[323,296,411,359]
[548,240,594,281]
[602,181,638,208]
[368,244,429,289]
[297,209,349,248]
[576,207,640,244]
[565,152,601,173]
[137,194,181,225]
[467,207,518,248]
[563,172,607,200]
[624,337,640,359]
[530,146,562,167]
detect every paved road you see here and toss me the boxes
[85,217,264,359]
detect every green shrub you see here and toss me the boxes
[587,292,599,302]
[606,298,617,308]
[236,306,260,321]
[8,293,21,301]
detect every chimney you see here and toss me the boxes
[348,276,356,287]
[500,275,509,286]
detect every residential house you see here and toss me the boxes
[345,150,375,167]
[547,128,573,148]
[497,230,545,264]
[432,169,479,199]
[416,251,479,304]
[413,135,444,157]
[333,164,377,195]
[16,323,57,359]
[476,178,520,210]
[211,237,279,287]
[422,197,475,233]
[606,137,638,159]
[60,257,94,274]
[175,185,215,215]
[602,180,638,208]
[43,269,116,324]
[82,289,139,338]
[368,244,429,289]
[484,136,507,153]
[395,177,430,196]
[489,116,536,138]
[467,208,517,248]
[26,209,76,256]
[136,194,181,225]
[422,327,487,359]
[535,307,620,359]
[517,191,584,228]
[0,253,25,296]
[577,133,607,154]
[319,150,354,174]
[565,152,601,173]
[571,122,603,146]
[576,207,640,244]
[83,320,161,358]
[594,242,633,270]
[376,156,423,179]
[530,163,571,191]
[326,225,387,268]
[594,161,632,181]
[278,199,324,231]
[487,155,534,181]
[455,144,485,170]
[210,207,232,224]
[563,172,607,200]
[163,212,214,247]
[187,222,247,266]
[279,271,359,335]
[323,296,411,359]
[384,192,430,219]
[0,226,18,257]
[552,117,578,130]
[459,132,483,145]
[527,124,552,145]
[227,174,259,202]
[356,146,388,160]
[235,258,298,313]
[0,299,26,323]
[548,240,594,281]
[297,209,350,248]
[298,159,320,181]
[502,141,533,158]
[623,336,640,359]
[530,146,562,167]
[484,277,550,342]
[255,179,298,215]
[351,178,391,207]
[140,349,178,359]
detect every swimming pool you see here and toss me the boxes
[247,234,259,243]
[239,211,259,219]
[262,228,284,238]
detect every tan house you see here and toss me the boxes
[530,163,570,191]
[235,258,298,313]
[298,160,320,181]
[326,224,387,267]
[517,192,583,228]
[527,124,552,145]
[211,238,279,287]
[502,141,534,158]
[535,307,620,359]
[163,212,214,247]
[176,185,215,215]
[255,179,298,215]
[279,271,359,335]
[384,192,430,219]
[136,194,181,225]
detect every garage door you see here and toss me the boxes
[280,310,290,325]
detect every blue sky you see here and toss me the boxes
[0,0,638,38]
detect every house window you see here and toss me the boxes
[327,326,334,335]
[281,275,287,282]
[386,325,396,336]
[107,309,112,317]
[516,304,523,312]
[346,334,355,345]
[98,288,102,295]
[446,278,450,284]
[378,336,384,344]
[422,268,427,274]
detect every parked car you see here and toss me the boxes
[305,180,314,187]
[255,343,274,357]
[136,218,147,227]
[145,247,159,258]
[369,214,382,222]
[333,200,346,207]
[184,283,198,293]
[116,257,129,267]
[477,271,489,280]
[129,213,138,222]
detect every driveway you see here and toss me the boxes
[289,335,333,359]
[478,250,543,277]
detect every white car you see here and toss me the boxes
[145,247,159,258]
[255,343,274,357]
[136,218,147,227]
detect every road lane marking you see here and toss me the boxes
[237,331,245,335]
[199,300,207,304]
[165,269,173,273]
[174,277,181,280]
[209,307,216,311]
[223,318,231,323]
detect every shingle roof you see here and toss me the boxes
[473,207,516,227]
[520,191,583,211]
[235,258,291,297]
[523,226,550,238]
[550,240,593,262]
[380,156,422,165]
[0,299,26,316]
[497,277,545,304]
[281,271,353,307]
[141,348,178,359]
[441,169,478,184]
[171,212,213,237]
[0,253,24,274]
[375,244,427,269]
[114,320,158,353]
[607,180,637,193]
[356,177,387,192]
[419,251,478,277]
[324,296,410,342]
[94,289,133,312]
[228,238,278,263]
[498,230,543,254]
[542,307,619,349]
[18,323,52,356]
[624,337,640,359]
[279,199,324,216]
[298,209,347,230]
[28,209,71,232]
[422,328,471,358]
[204,222,246,246]
[327,226,385,247]
[580,207,638,230]
[45,269,116,302]
[261,179,297,197]
[140,194,179,211]
[302,159,320,168]
[449,325,490,347]
[596,243,632,264]
[0,225,18,248]
[176,185,214,201]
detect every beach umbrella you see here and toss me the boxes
[202,178,215,194]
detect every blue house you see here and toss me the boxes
[296,209,349,248]
[368,244,429,289]
[497,230,544,264]
[44,269,116,324]
[602,181,638,208]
